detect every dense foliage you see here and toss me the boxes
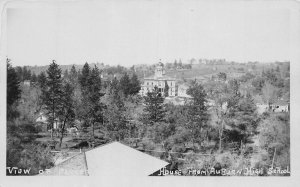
[7,60,290,176]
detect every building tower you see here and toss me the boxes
[154,60,165,78]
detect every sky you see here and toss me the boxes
[5,0,296,67]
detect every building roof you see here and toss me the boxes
[273,99,289,106]
[40,141,168,176]
[40,152,88,176]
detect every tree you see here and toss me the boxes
[58,82,75,148]
[15,66,23,82]
[30,73,37,83]
[178,59,183,68]
[226,93,259,149]
[186,81,209,146]
[262,82,278,109]
[79,62,91,91]
[129,73,141,95]
[258,113,290,171]
[22,66,31,80]
[228,79,240,95]
[7,122,54,175]
[103,83,127,141]
[164,80,169,97]
[42,60,63,138]
[110,77,119,92]
[143,86,166,124]
[252,76,265,93]
[37,72,47,90]
[205,81,230,152]
[119,72,131,96]
[63,69,69,79]
[69,65,78,85]
[217,72,227,81]
[88,66,104,138]
[7,59,21,120]
[174,60,178,68]
[79,64,104,138]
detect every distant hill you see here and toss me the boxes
[25,63,106,75]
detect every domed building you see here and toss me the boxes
[140,61,177,97]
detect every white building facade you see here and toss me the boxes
[140,62,177,97]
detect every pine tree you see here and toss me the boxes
[110,77,119,93]
[69,65,78,85]
[58,82,75,148]
[63,69,69,79]
[79,64,104,138]
[129,73,141,95]
[30,73,37,83]
[119,72,131,96]
[38,72,47,90]
[143,86,166,124]
[22,66,31,80]
[7,59,21,120]
[104,82,127,141]
[42,60,63,139]
[186,81,209,145]
[79,62,90,92]
[164,80,169,97]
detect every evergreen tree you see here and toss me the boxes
[42,60,63,138]
[186,81,209,145]
[37,72,47,90]
[7,59,21,120]
[119,72,131,96]
[63,69,69,79]
[174,60,178,68]
[22,66,31,80]
[30,73,37,83]
[143,86,166,124]
[79,64,104,138]
[178,59,183,68]
[129,73,141,95]
[79,62,91,92]
[110,77,119,94]
[104,82,127,141]
[164,80,169,97]
[15,66,23,82]
[58,82,75,148]
[69,65,78,84]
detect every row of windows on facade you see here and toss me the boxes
[145,81,175,87]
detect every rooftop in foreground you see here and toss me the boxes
[39,141,169,176]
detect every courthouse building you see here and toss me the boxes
[140,62,177,97]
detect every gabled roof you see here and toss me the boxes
[85,142,168,176]
[39,141,168,176]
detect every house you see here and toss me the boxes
[177,84,192,98]
[39,141,169,176]
[256,103,269,114]
[23,80,31,86]
[35,112,62,132]
[256,100,289,114]
[271,100,289,112]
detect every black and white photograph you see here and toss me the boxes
[1,0,300,186]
